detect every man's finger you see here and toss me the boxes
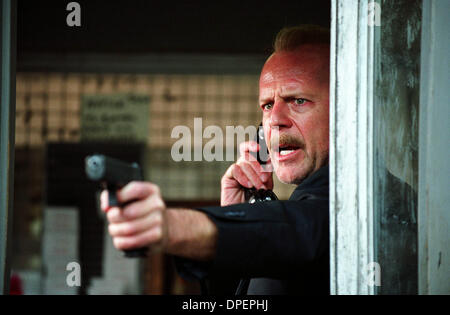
[240,153,267,176]
[239,141,259,157]
[106,192,165,223]
[229,164,253,188]
[108,210,163,237]
[117,181,160,204]
[100,190,109,212]
[237,162,267,190]
[113,226,164,250]
[106,207,128,223]
[238,153,273,184]
[121,193,165,219]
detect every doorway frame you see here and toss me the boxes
[329,0,376,295]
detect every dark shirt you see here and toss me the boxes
[175,165,330,295]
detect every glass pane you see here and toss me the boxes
[373,0,421,294]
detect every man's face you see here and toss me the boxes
[259,44,330,184]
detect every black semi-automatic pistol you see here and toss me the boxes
[85,154,147,258]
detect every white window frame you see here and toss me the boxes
[329,0,376,295]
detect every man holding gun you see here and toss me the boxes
[100,25,331,294]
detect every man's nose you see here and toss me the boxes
[269,101,292,129]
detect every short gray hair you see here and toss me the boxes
[273,25,330,53]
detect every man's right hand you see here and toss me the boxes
[221,140,274,206]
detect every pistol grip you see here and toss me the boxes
[107,184,119,207]
[124,248,148,258]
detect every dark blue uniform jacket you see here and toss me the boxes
[176,165,329,295]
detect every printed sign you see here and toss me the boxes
[81,94,150,143]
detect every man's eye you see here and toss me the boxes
[262,103,273,110]
[294,98,307,106]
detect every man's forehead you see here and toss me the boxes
[260,67,307,85]
[259,58,318,96]
[259,82,305,99]
[262,50,321,76]
[259,47,329,91]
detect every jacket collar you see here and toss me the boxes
[289,165,329,200]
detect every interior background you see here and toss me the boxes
[13,0,331,294]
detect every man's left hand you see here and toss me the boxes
[100,181,167,252]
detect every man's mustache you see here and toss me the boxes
[270,133,304,152]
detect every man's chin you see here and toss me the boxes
[275,164,313,185]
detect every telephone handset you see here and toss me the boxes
[244,123,278,203]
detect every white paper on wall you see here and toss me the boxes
[42,206,79,295]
